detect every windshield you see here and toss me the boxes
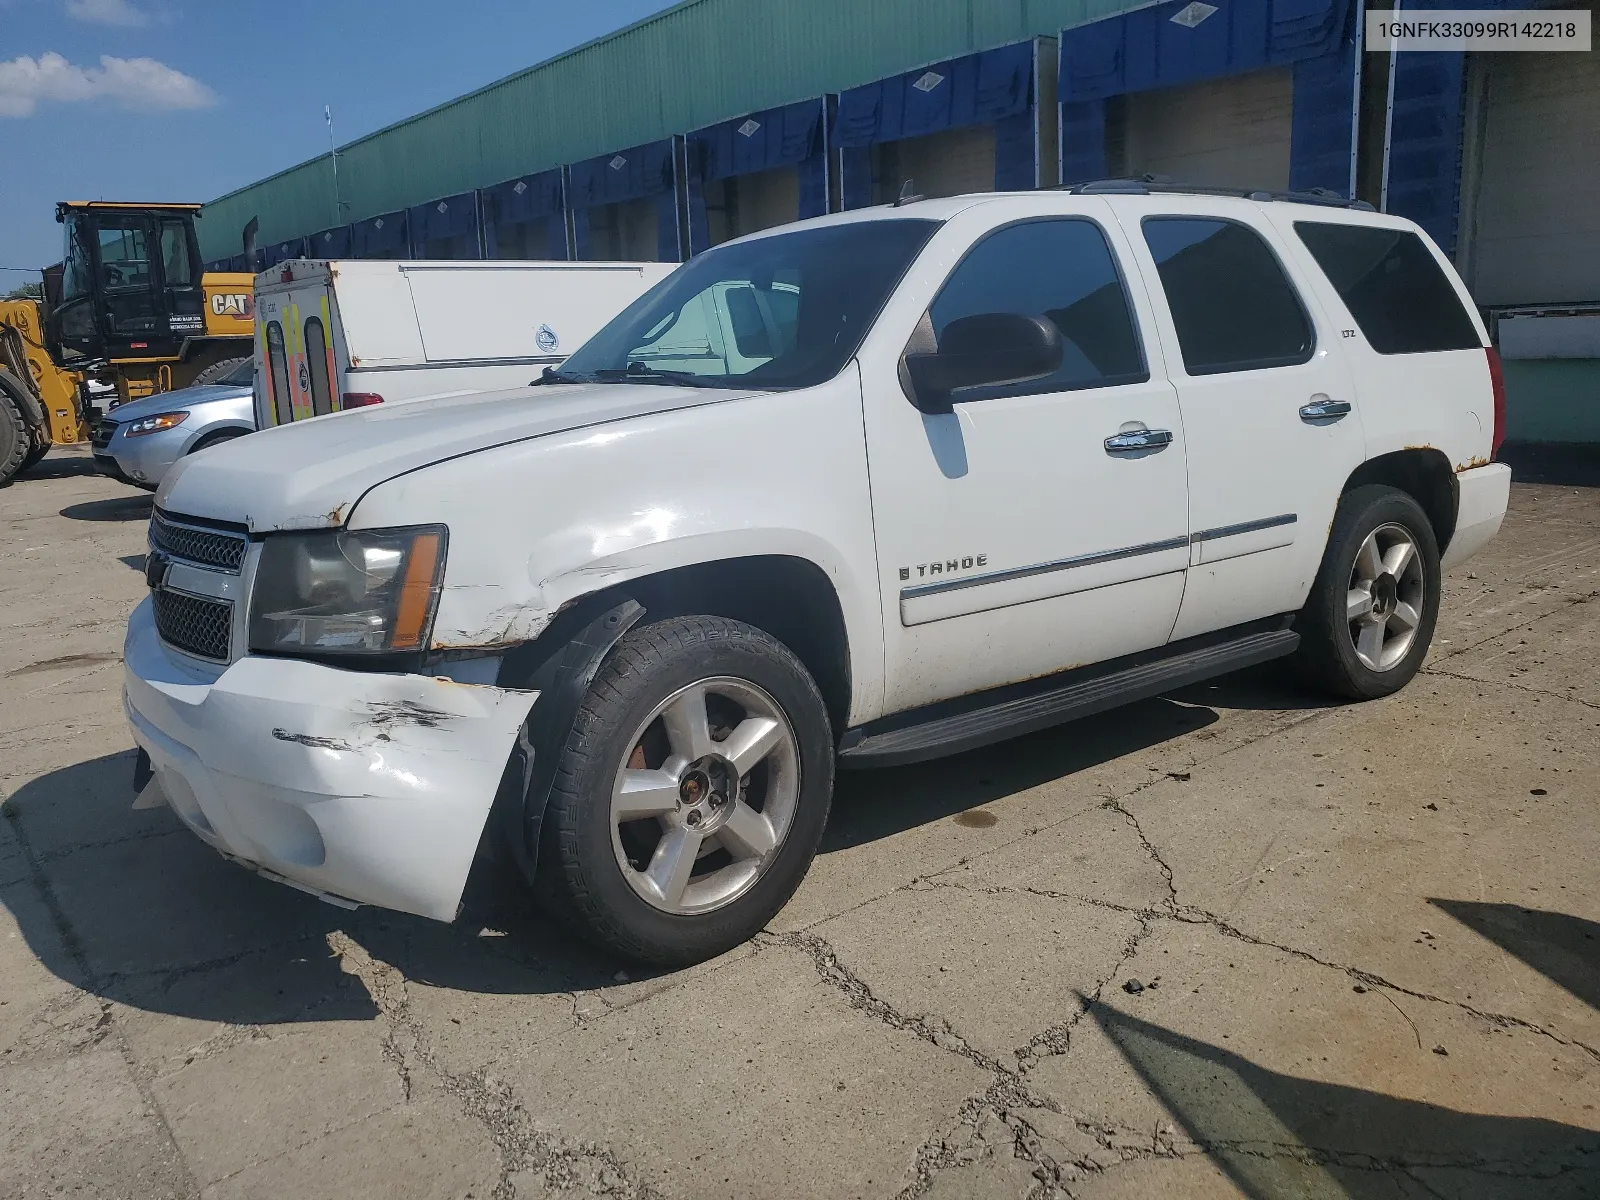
[558,219,939,390]
[220,359,256,386]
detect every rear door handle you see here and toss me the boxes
[1104,428,1174,453]
[1299,396,1352,422]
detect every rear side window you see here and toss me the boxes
[265,321,292,425]
[928,218,1147,401]
[1142,217,1314,375]
[303,316,334,416]
[1294,222,1481,355]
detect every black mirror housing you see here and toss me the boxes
[904,312,1064,413]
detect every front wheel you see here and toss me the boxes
[1294,484,1441,700]
[538,615,834,966]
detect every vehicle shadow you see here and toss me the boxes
[824,694,1222,852]
[0,670,1329,1029]
[1429,899,1599,1012]
[1088,1000,1600,1197]
[19,454,106,481]
[60,494,152,522]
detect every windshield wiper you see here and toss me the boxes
[591,362,712,387]
[533,366,589,385]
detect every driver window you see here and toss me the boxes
[160,220,195,288]
[926,218,1148,402]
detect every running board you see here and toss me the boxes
[837,624,1300,769]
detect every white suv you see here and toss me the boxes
[126,184,1512,965]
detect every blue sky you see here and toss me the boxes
[0,0,675,278]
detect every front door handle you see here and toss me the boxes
[1299,396,1352,422]
[1104,428,1174,453]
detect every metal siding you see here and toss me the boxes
[198,0,1148,259]
[1466,43,1600,307]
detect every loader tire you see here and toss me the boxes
[0,374,32,487]
[190,357,250,387]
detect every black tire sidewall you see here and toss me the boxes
[1300,485,1441,699]
[0,384,28,485]
[544,617,834,965]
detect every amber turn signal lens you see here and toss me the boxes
[389,532,442,651]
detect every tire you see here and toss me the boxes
[21,438,50,473]
[538,615,834,966]
[1293,484,1441,700]
[189,356,250,387]
[0,376,30,487]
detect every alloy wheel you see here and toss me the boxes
[608,677,800,915]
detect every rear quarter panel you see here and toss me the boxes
[1263,207,1494,472]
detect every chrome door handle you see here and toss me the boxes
[1299,396,1352,422]
[1104,428,1174,453]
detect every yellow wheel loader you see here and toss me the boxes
[0,201,255,485]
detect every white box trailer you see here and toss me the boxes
[252,258,674,428]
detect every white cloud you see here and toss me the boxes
[65,0,149,26]
[0,52,215,118]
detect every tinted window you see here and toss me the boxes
[560,220,938,390]
[303,317,334,416]
[1295,222,1480,355]
[265,322,292,425]
[221,359,256,387]
[1143,218,1314,375]
[927,218,1147,400]
[160,220,195,288]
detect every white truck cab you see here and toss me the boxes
[128,185,1511,966]
[251,258,674,427]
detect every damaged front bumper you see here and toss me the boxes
[122,599,538,922]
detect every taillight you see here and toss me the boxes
[341,392,384,409]
[1485,346,1507,460]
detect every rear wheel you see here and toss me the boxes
[0,374,31,486]
[538,615,834,966]
[189,356,250,387]
[20,437,50,473]
[1294,484,1441,700]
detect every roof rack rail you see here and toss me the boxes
[1055,175,1376,211]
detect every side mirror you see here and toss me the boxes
[903,312,1063,414]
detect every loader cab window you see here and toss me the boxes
[160,220,196,288]
[62,215,96,302]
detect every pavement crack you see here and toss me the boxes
[1172,907,1600,1062]
[1099,796,1180,913]
[324,931,662,1199]
[1423,664,1600,710]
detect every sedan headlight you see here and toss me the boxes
[249,526,447,655]
[124,411,189,437]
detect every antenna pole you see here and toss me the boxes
[326,105,343,224]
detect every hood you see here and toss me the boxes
[155,382,758,532]
[107,382,252,420]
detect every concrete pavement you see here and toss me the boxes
[1,444,1596,1198]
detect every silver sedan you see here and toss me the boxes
[92,361,256,490]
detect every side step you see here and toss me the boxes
[837,624,1300,769]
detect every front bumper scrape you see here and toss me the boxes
[123,599,538,922]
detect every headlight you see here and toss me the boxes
[249,526,447,655]
[123,411,189,437]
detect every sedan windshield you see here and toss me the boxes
[558,219,939,390]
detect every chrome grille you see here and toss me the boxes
[150,511,247,572]
[153,589,233,662]
[91,421,115,451]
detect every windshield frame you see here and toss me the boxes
[558,217,942,392]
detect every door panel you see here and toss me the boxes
[1111,197,1365,640]
[859,202,1190,715]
